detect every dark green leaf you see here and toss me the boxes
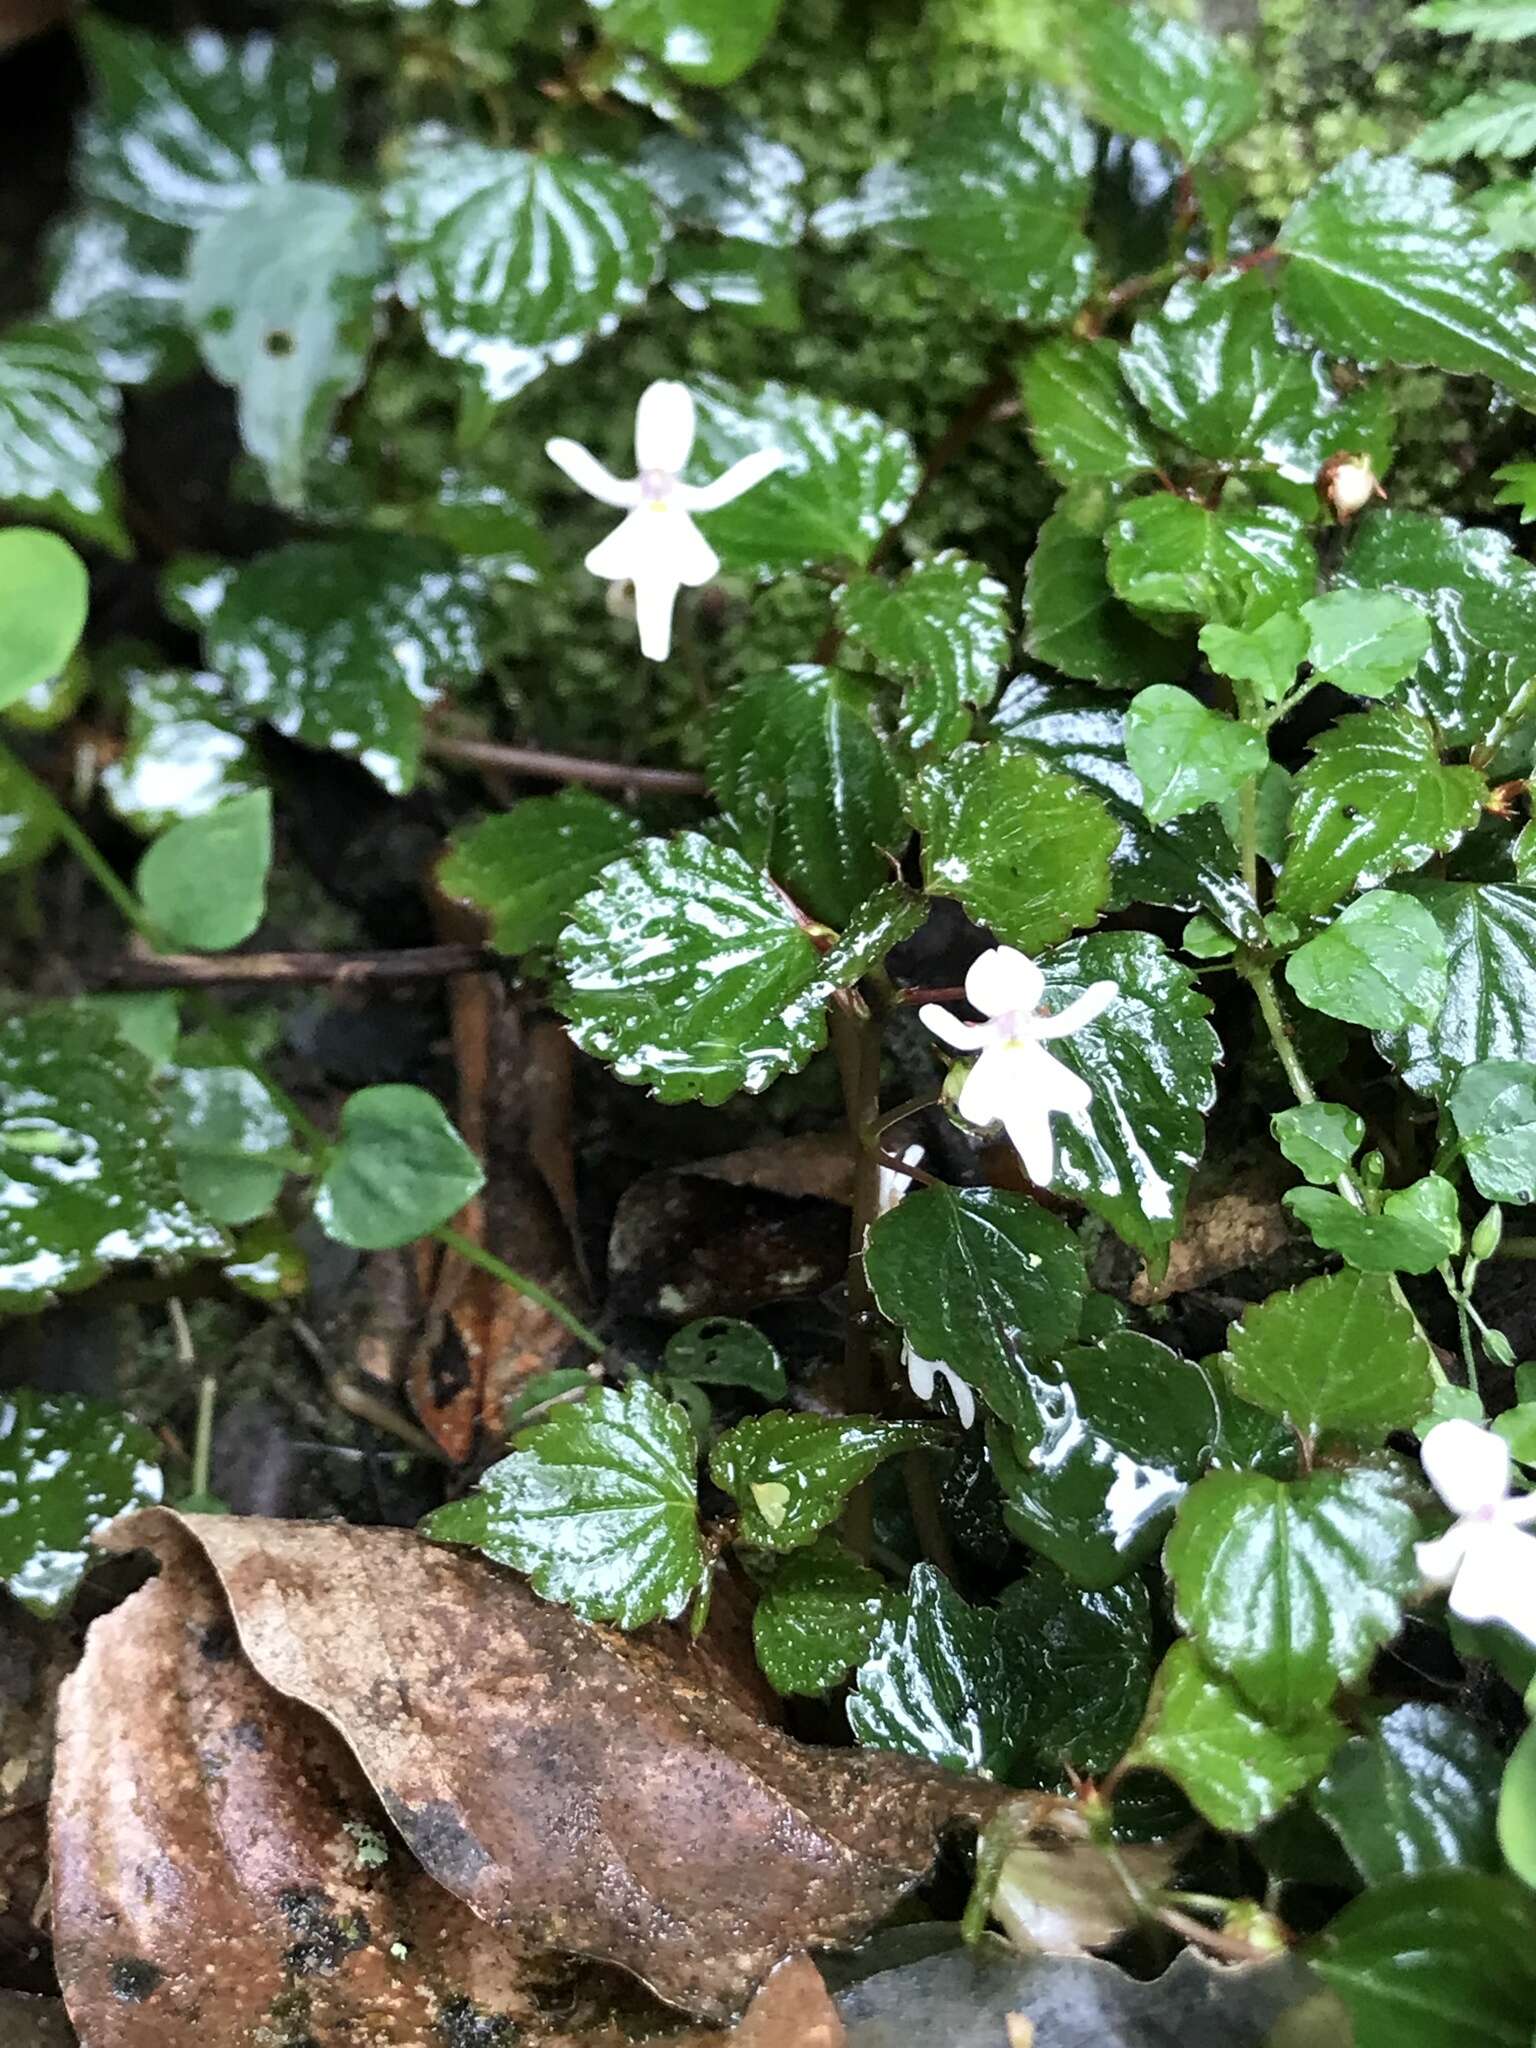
[438,791,643,957]
[1302,590,1433,698]
[1024,509,1195,689]
[1166,1466,1420,1724]
[1285,890,1449,1030]
[0,1390,163,1614]
[0,323,125,553]
[97,659,262,838]
[1285,1178,1461,1275]
[637,120,805,246]
[663,1318,785,1399]
[865,1185,1087,1427]
[666,240,800,328]
[1199,611,1309,704]
[44,206,188,386]
[751,1538,891,1694]
[383,137,665,401]
[589,0,781,83]
[1106,495,1316,627]
[0,529,88,709]
[314,1084,485,1251]
[412,471,548,580]
[998,1565,1152,1779]
[1277,152,1536,401]
[913,742,1118,951]
[1317,1873,1536,2048]
[425,1380,707,1628]
[1450,1059,1536,1201]
[1071,0,1260,160]
[1019,337,1156,485]
[1124,685,1269,823]
[711,1413,940,1550]
[1271,1101,1366,1183]
[136,790,271,953]
[813,86,1096,324]
[1222,1267,1437,1439]
[1275,703,1486,919]
[1313,1704,1504,1883]
[1376,884,1536,1095]
[835,552,1010,754]
[165,1064,291,1226]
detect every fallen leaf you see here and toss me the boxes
[693,1956,846,2048]
[1129,1170,1292,1305]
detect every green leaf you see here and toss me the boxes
[835,552,1010,754]
[201,535,488,794]
[1123,686,1269,824]
[707,666,906,925]
[1491,458,1536,519]
[812,86,1096,325]
[0,1390,163,1615]
[0,1008,224,1311]
[43,206,188,387]
[1024,509,1194,689]
[0,755,58,876]
[994,677,1262,942]
[1286,890,1449,1030]
[1476,179,1536,252]
[1167,1467,1419,1725]
[1414,82,1536,163]
[97,658,262,838]
[1317,1873,1536,2048]
[663,1318,785,1399]
[165,1064,291,1226]
[588,0,781,83]
[1285,1178,1461,1276]
[1276,152,1536,403]
[864,1185,1087,1427]
[913,742,1117,951]
[1302,591,1433,699]
[383,136,665,402]
[665,240,800,329]
[1106,495,1316,627]
[314,1084,485,1251]
[413,470,549,579]
[686,378,918,574]
[1497,1718,1536,1887]
[136,790,271,953]
[989,1332,1223,1585]
[0,323,125,553]
[637,120,805,247]
[1037,930,1219,1267]
[1019,337,1156,485]
[1199,612,1309,704]
[0,529,88,710]
[557,834,920,1105]
[1221,1267,1437,1439]
[997,1565,1152,1779]
[1070,0,1260,161]
[1130,1640,1343,1833]
[1313,1704,1504,1883]
[1412,1,1536,35]
[1376,885,1536,1095]
[711,1412,940,1550]
[751,1538,891,1695]
[425,1380,706,1629]
[439,791,643,958]
[1450,1059,1536,1202]
[1275,703,1486,919]
[185,182,385,512]
[1272,1102,1366,1184]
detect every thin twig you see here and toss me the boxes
[104,944,489,990]
[427,731,706,796]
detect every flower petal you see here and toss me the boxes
[545,437,640,509]
[955,1042,1017,1131]
[1026,1042,1094,1119]
[633,570,683,662]
[874,1143,925,1219]
[919,1003,992,1053]
[674,447,786,514]
[1422,1418,1513,1517]
[1031,979,1119,1042]
[1446,1522,1536,1645]
[584,508,654,579]
[1416,1524,1472,1588]
[965,946,1044,1020]
[905,1346,977,1431]
[634,380,696,473]
[669,510,721,588]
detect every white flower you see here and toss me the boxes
[546,380,784,662]
[872,1144,977,1431]
[920,946,1118,1188]
[1416,1418,1536,1646]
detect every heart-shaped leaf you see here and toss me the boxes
[1221,1267,1437,1440]
[314,1084,485,1250]
[836,552,1010,754]
[1285,890,1449,1030]
[136,789,272,953]
[0,529,89,709]
[711,1413,942,1551]
[1312,1704,1504,1884]
[1124,685,1269,823]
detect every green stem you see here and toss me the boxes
[1243,956,1317,1107]
[1238,776,1260,903]
[434,1225,607,1357]
[169,1297,216,1500]
[1456,1296,1482,1403]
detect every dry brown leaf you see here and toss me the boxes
[691,1957,845,2048]
[1129,1172,1291,1305]
[90,1513,998,2023]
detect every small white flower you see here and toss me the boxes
[1417,1418,1536,1646]
[546,380,784,662]
[872,1144,977,1430]
[920,946,1117,1188]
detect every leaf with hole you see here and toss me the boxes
[663,1318,786,1399]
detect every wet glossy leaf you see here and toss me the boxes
[989,1332,1223,1585]
[1312,1704,1503,1883]
[1199,610,1309,703]
[0,1009,224,1312]
[589,0,781,83]
[1376,884,1536,1095]
[1275,703,1486,918]
[98,660,262,837]
[666,238,801,328]
[1123,685,1268,824]
[0,324,124,552]
[994,676,1262,941]
[1000,1564,1152,1779]
[1221,1267,1436,1439]
[687,378,918,574]
[136,790,271,952]
[427,1380,706,1627]
[0,530,88,710]
[1071,0,1259,160]
[708,665,906,925]
[1106,495,1316,627]
[814,85,1094,321]
[913,742,1117,951]
[383,137,665,402]
[1037,930,1219,1266]
[1166,1467,1419,1725]
[1286,890,1449,1030]
[1024,510,1194,688]
[201,535,488,794]
[185,182,385,511]
[1019,337,1156,485]
[44,206,188,386]
[865,1185,1088,1426]
[1317,1873,1536,2048]
[637,120,805,246]
[1285,1178,1461,1275]
[835,552,1010,754]
[165,1064,291,1226]
[1450,1058,1536,1202]
[663,1317,786,1399]
[1130,1640,1343,1833]
[0,1390,162,1614]
[438,790,643,957]
[1302,590,1432,699]
[1276,152,1536,401]
[712,1413,940,1551]
[559,835,921,1104]
[752,1538,891,1695]
[314,1084,484,1251]
[411,471,548,580]
[1272,1101,1366,1183]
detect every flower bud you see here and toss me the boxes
[1318,451,1384,521]
[1471,1206,1505,1262]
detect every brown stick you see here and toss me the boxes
[426,732,706,796]
[103,944,489,989]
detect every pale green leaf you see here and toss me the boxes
[314,1084,485,1251]
[0,530,88,710]
[1024,510,1194,688]
[1450,1058,1536,1202]
[1413,82,1536,163]
[1285,890,1449,1030]
[1271,1102,1366,1184]
[1301,590,1433,699]
[1124,685,1268,824]
[1106,495,1316,627]
[136,790,271,953]
[1376,884,1536,1095]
